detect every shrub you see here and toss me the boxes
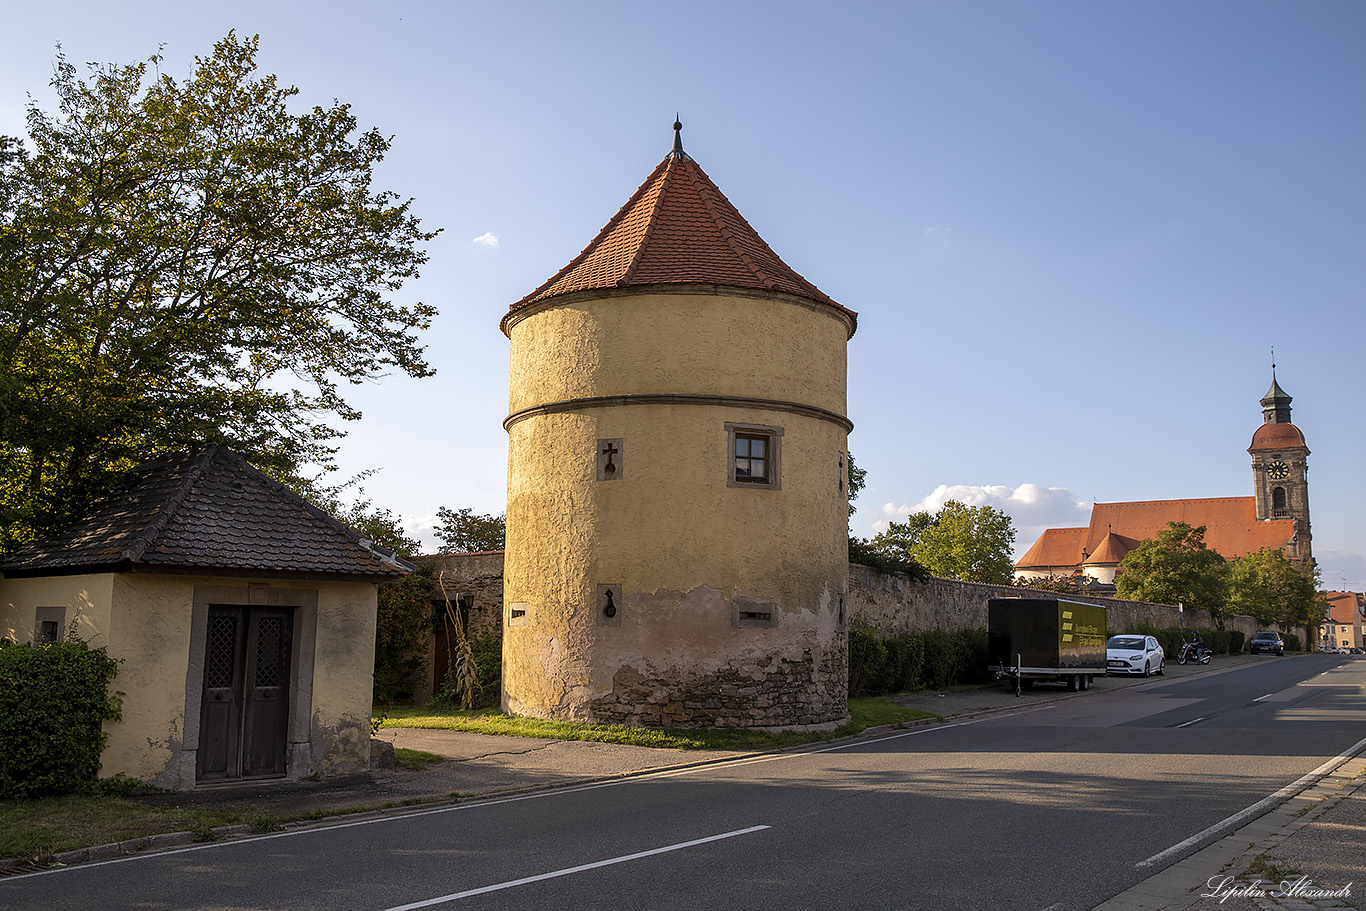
[848,624,989,697]
[1124,623,1243,656]
[0,637,122,798]
[1283,632,1302,652]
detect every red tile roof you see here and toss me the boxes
[1016,496,1297,569]
[0,446,414,581]
[501,134,856,337]
[1016,527,1089,569]
[1322,591,1364,623]
[1249,422,1308,452]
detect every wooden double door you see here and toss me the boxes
[197,606,293,781]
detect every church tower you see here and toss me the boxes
[1248,371,1313,569]
[499,122,856,729]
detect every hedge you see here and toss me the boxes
[849,621,992,697]
[0,638,122,798]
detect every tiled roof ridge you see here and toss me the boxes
[1094,495,1253,507]
[684,159,779,293]
[119,446,218,564]
[617,158,676,288]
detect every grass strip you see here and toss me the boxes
[377,697,937,751]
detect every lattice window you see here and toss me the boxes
[205,615,237,688]
[255,617,284,687]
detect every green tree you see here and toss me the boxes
[912,500,1017,583]
[0,33,438,554]
[869,512,936,567]
[1116,522,1228,617]
[1226,547,1321,628]
[435,507,506,553]
[847,451,866,519]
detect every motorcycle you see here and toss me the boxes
[1177,642,1212,665]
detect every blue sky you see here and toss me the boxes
[5,2,1364,589]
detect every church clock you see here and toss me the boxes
[1267,459,1290,480]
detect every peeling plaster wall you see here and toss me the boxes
[298,580,378,779]
[504,289,851,728]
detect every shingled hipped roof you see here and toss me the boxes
[0,445,414,581]
[501,123,856,337]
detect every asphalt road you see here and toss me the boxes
[6,655,1363,911]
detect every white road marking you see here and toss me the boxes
[1136,732,1366,868]
[1253,693,1273,702]
[382,825,771,910]
[1175,716,1205,727]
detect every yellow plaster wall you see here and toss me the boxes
[503,288,851,725]
[507,290,850,416]
[103,574,197,781]
[0,574,116,646]
[308,581,379,777]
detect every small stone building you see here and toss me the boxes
[0,445,412,789]
[499,123,856,729]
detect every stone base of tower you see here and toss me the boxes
[500,582,851,731]
[584,650,849,730]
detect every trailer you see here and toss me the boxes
[987,598,1108,696]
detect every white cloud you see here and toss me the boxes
[923,225,953,249]
[874,483,1092,557]
[472,232,499,248]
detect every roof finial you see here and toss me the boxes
[670,114,687,160]
[1271,346,1276,379]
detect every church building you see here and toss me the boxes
[1014,373,1313,584]
[499,122,856,729]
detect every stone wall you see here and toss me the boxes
[586,646,847,730]
[848,563,1263,640]
[409,551,505,704]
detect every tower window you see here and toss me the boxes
[725,423,783,489]
[1272,486,1288,515]
[735,435,768,483]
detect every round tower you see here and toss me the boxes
[1248,370,1313,570]
[499,123,856,729]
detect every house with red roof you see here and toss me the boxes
[1321,591,1364,651]
[1015,374,1313,584]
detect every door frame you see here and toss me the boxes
[196,604,295,782]
[181,583,317,788]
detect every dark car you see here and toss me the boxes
[1250,631,1285,655]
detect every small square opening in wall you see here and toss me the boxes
[508,602,530,628]
[731,599,779,629]
[34,606,66,645]
[596,439,624,481]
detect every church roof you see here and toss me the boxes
[1016,527,1089,569]
[1081,530,1140,565]
[501,121,856,337]
[1016,496,1297,569]
[1249,421,1307,452]
[0,445,414,581]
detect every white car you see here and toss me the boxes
[1107,635,1166,677]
